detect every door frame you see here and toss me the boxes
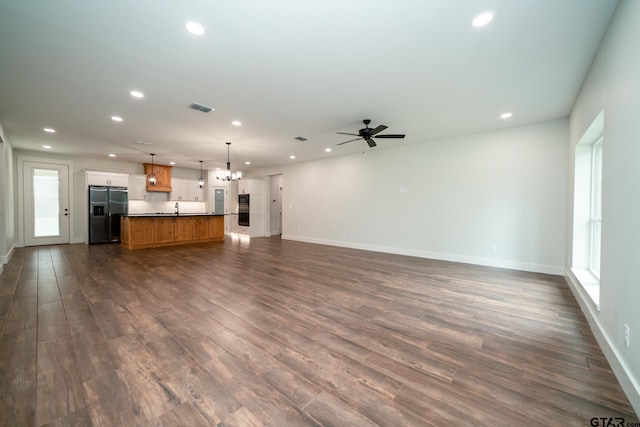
[17,156,74,247]
[209,184,228,233]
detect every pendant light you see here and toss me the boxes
[216,142,242,181]
[198,160,205,189]
[148,153,157,186]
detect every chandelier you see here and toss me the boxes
[216,142,242,181]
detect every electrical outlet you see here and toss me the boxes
[491,245,497,254]
[624,324,630,347]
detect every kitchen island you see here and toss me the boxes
[121,214,224,250]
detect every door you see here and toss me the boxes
[23,161,70,246]
[269,174,283,236]
[214,189,224,214]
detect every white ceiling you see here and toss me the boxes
[0,0,618,172]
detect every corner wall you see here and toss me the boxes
[567,0,640,413]
[256,118,568,275]
[0,123,16,273]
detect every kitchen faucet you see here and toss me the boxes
[175,202,179,215]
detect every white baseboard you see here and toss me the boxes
[71,237,85,244]
[0,243,15,277]
[281,235,564,275]
[565,268,640,416]
[1,242,15,264]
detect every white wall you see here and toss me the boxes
[566,0,640,413]
[0,124,16,269]
[253,118,568,275]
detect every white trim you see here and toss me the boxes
[565,268,640,415]
[281,235,564,275]
[0,242,15,264]
[569,268,600,308]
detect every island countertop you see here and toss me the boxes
[123,213,224,217]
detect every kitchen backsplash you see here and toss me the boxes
[129,197,207,214]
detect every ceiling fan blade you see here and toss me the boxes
[336,132,360,136]
[374,134,405,139]
[369,124,388,136]
[337,137,362,146]
[365,137,377,148]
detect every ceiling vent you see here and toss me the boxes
[294,136,307,141]
[188,102,214,113]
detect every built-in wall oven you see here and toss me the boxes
[238,194,250,226]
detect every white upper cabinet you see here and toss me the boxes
[86,171,129,187]
[170,178,189,201]
[188,181,205,201]
[238,179,262,195]
[171,178,205,201]
[128,174,147,200]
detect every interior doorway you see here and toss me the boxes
[269,174,283,236]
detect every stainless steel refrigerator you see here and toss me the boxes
[88,186,128,244]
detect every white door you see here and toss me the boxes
[23,161,70,246]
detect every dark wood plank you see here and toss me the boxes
[0,327,37,398]
[36,337,87,425]
[147,402,210,427]
[37,301,69,342]
[0,238,636,426]
[0,389,37,427]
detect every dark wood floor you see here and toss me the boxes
[0,236,637,426]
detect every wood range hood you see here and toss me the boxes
[143,162,172,192]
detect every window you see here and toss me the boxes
[589,137,603,279]
[571,111,604,307]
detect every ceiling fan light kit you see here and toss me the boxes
[336,119,405,148]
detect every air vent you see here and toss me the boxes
[188,102,214,113]
[294,136,307,141]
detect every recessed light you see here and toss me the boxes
[289,155,296,159]
[169,161,176,165]
[232,120,242,127]
[43,145,52,149]
[325,148,332,153]
[186,21,205,36]
[43,128,56,133]
[500,112,513,119]
[244,161,251,165]
[472,12,494,27]
[130,90,144,98]
[111,116,123,122]
[108,153,116,157]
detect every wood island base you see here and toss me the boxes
[121,215,224,250]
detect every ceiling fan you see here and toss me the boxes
[337,119,405,147]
